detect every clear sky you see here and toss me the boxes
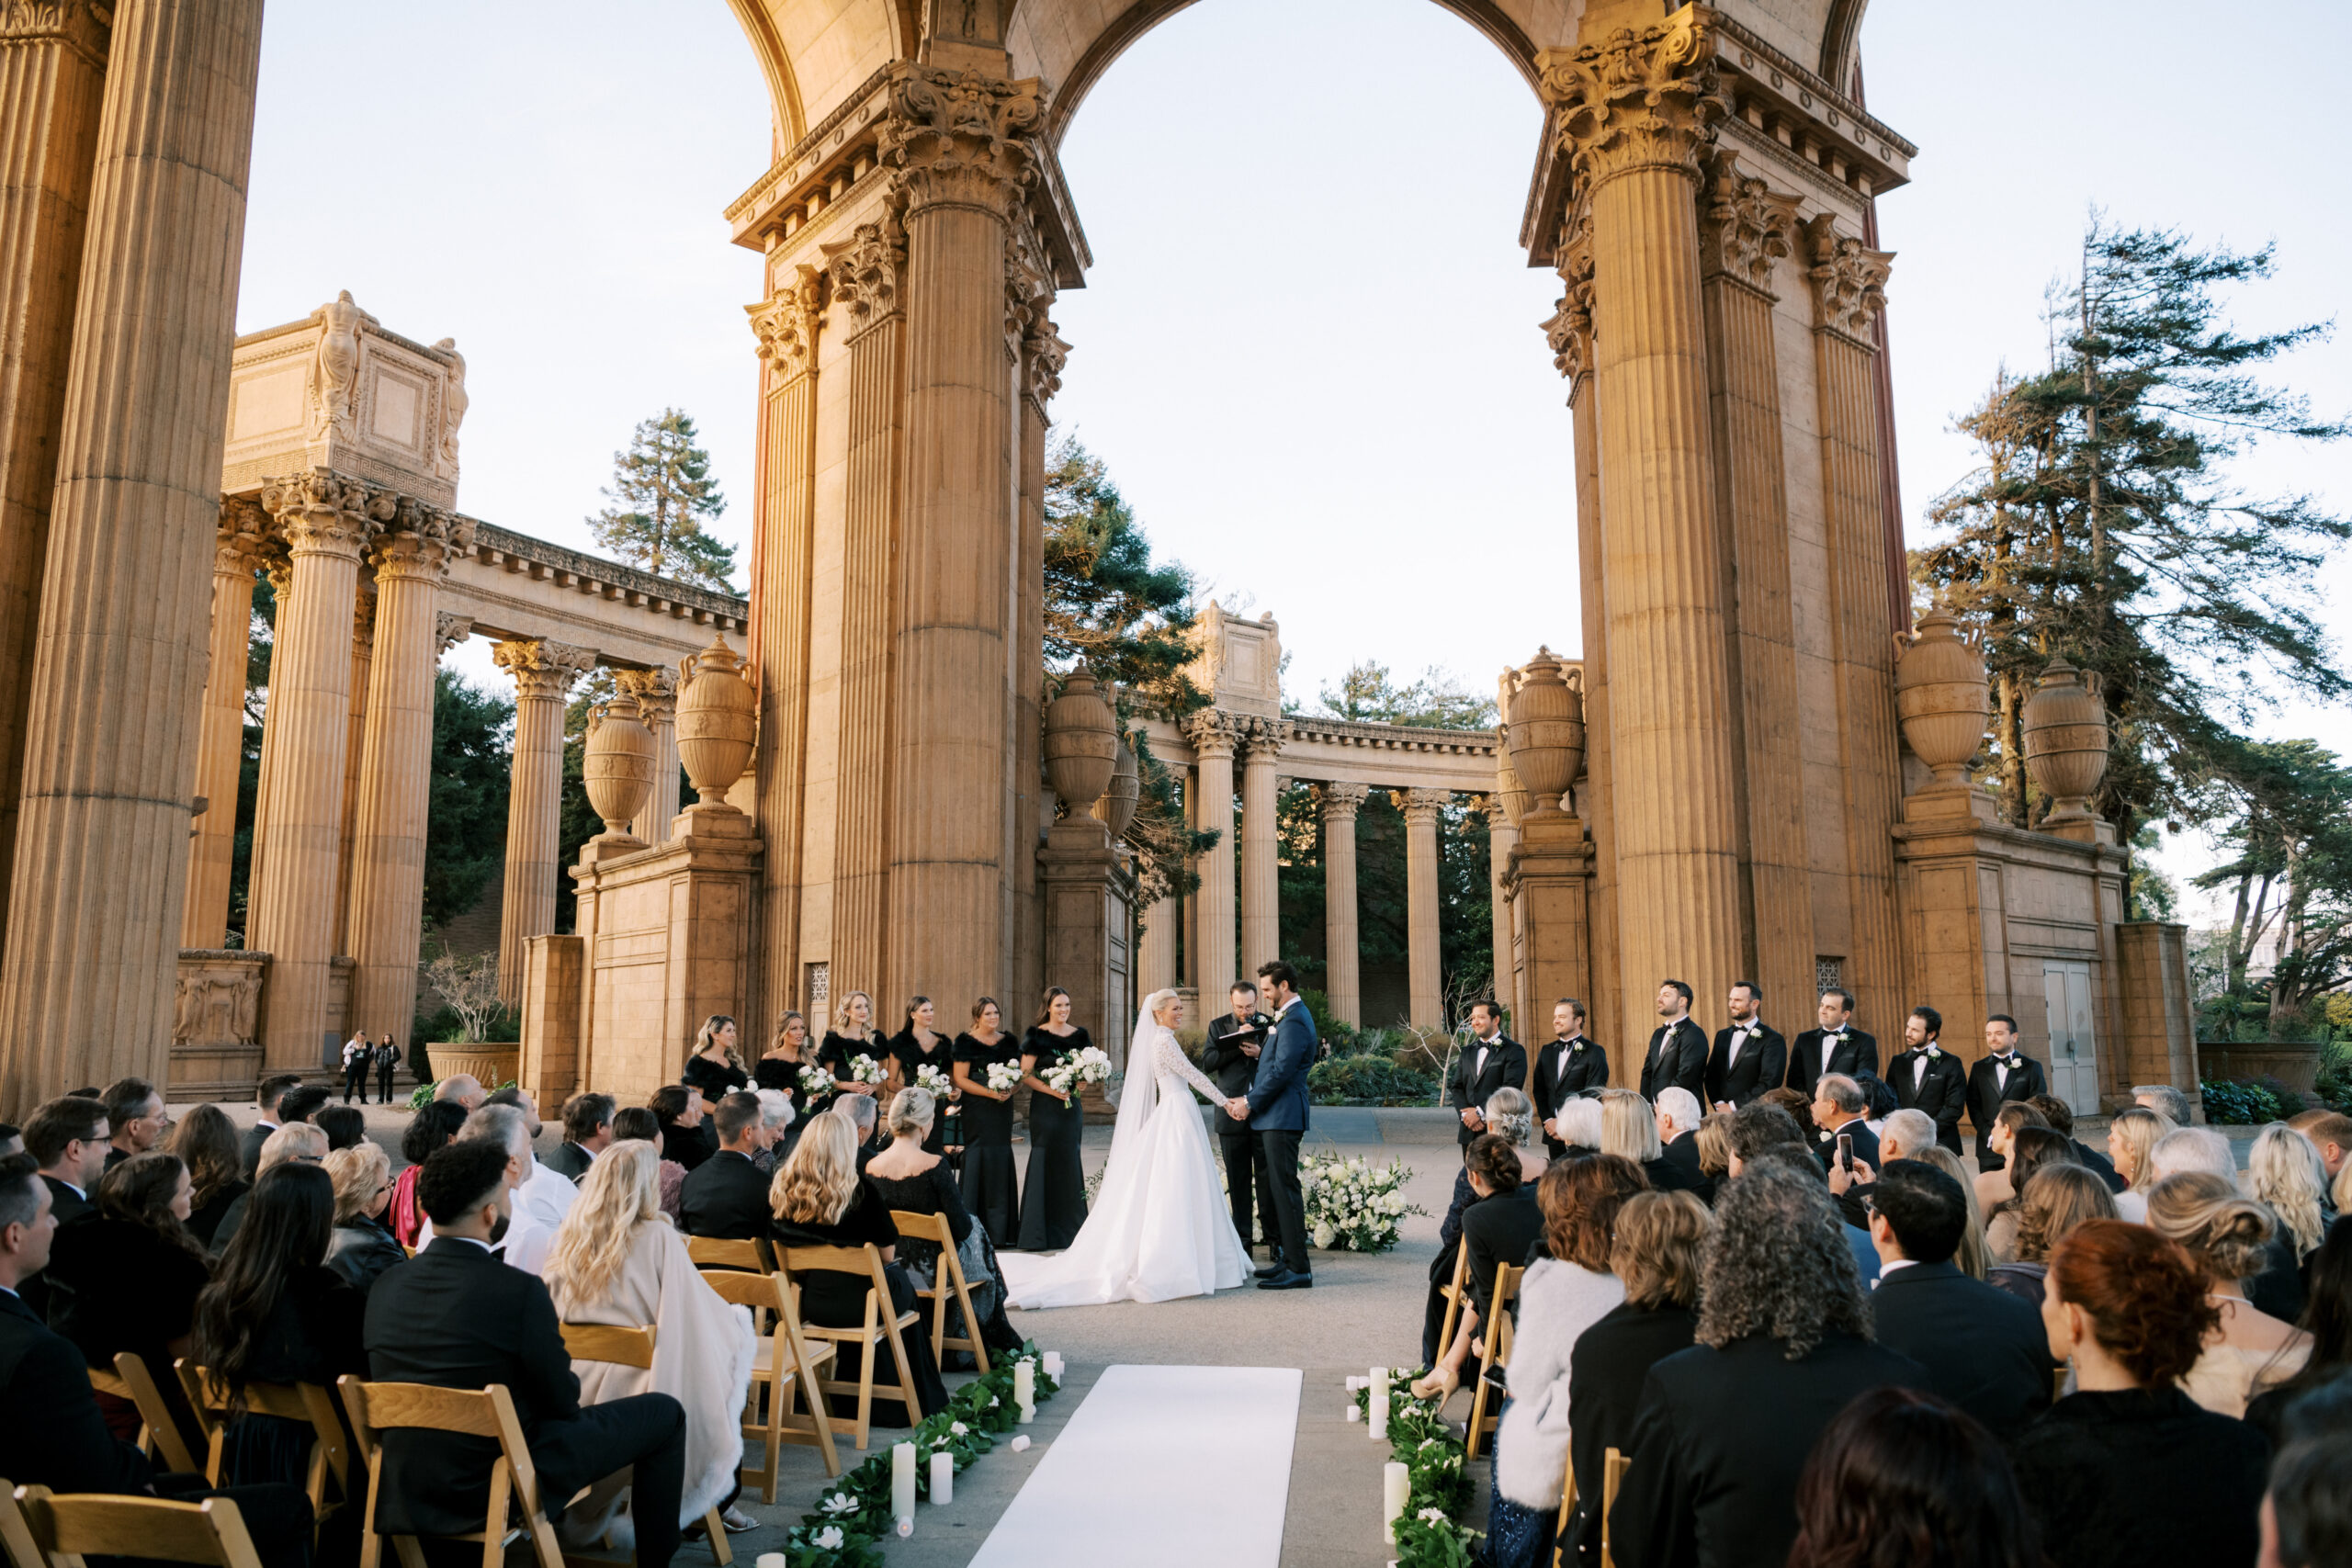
[235,0,2350,916]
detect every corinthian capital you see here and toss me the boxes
[493,637,597,701]
[1539,197,1597,383]
[370,497,473,581]
[1397,787,1453,823]
[1804,214,1894,340]
[1320,780,1371,821]
[0,4,113,73]
[1701,152,1800,294]
[259,468,379,559]
[216,497,270,573]
[1240,716,1293,760]
[435,613,475,657]
[748,264,825,376]
[1182,708,1241,760]
[826,221,906,335]
[881,64,1041,216]
[614,666,678,726]
[1024,321,1070,408]
[1535,11,1728,190]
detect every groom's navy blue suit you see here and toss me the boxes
[1246,996,1317,1280]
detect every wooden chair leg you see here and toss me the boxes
[852,1339,876,1453]
[702,1507,732,1564]
[481,1463,510,1568]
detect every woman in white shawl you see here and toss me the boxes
[543,1140,758,1544]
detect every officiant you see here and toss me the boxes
[1200,982,1273,1267]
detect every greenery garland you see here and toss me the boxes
[1351,1367,1479,1567]
[775,1342,1064,1566]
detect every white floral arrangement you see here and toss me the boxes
[797,1061,836,1105]
[985,1060,1025,1094]
[847,1052,888,1086]
[1043,1044,1114,1100]
[915,1062,955,1098]
[1301,1154,1426,1254]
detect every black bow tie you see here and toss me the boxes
[1998,1054,2020,1066]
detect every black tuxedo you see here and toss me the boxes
[238,1120,277,1179]
[1964,1051,2048,1169]
[543,1140,596,1182]
[1869,1259,2053,1440]
[1659,1130,1711,1201]
[1815,1115,1880,1175]
[40,1174,91,1228]
[1785,1026,1877,1097]
[1705,1022,1785,1108]
[1532,1035,1607,1155]
[1201,1010,1273,1255]
[364,1238,688,1563]
[1888,1046,1968,1151]
[1444,1034,1528,1148]
[680,1149,772,1240]
[1638,1018,1708,1103]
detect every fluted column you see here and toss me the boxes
[1401,788,1447,1029]
[1185,711,1239,1002]
[1012,277,1067,1009]
[1539,14,1743,1047]
[0,0,265,1102]
[181,499,267,947]
[345,502,469,1055]
[493,638,593,1004]
[1137,890,1178,998]
[616,668,679,844]
[1320,782,1368,1027]
[333,582,375,955]
[1487,797,1519,1023]
[248,472,381,1069]
[1238,718,1288,975]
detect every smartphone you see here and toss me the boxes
[1837,1133,1853,1171]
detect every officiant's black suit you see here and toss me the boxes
[1532,1034,1607,1156]
[1784,1025,1878,1098]
[1889,1046,1969,1152]
[1443,1034,1527,1148]
[1638,1018,1708,1103]
[1704,1022,1786,1108]
[1201,1008,1272,1257]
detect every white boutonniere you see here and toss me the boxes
[1817,1127,1834,1144]
[1829,1029,1848,1044]
[1925,1044,1941,1059]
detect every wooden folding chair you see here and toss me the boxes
[1552,1441,1578,1568]
[888,1210,989,1374]
[557,1324,731,1564]
[174,1360,350,1532]
[336,1377,565,1568]
[684,1236,772,1274]
[698,1269,842,1495]
[6,1484,264,1568]
[89,1352,198,1475]
[775,1244,922,1453]
[1434,1244,1470,1371]
[1602,1447,1629,1568]
[1464,1262,1521,1460]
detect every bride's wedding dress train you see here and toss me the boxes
[996,1012,1250,1308]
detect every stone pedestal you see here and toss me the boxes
[2117,921,2199,1102]
[1037,815,1130,1072]
[170,949,267,1100]
[517,932,585,1109]
[1503,812,1595,1032]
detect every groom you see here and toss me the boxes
[1227,959,1315,1291]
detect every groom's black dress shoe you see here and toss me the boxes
[1257,1270,1313,1291]
[1253,1260,1288,1280]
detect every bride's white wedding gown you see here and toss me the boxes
[996,1015,1250,1308]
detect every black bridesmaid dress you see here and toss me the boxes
[1016,1023,1090,1251]
[888,1029,955,1156]
[955,1030,1022,1246]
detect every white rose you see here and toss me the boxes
[1312,1222,1337,1248]
[815,1526,845,1551]
[950,1421,967,1436]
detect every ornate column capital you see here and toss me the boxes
[369,497,473,581]
[350,586,376,651]
[1540,197,1597,384]
[216,496,270,573]
[492,637,596,701]
[1320,780,1372,822]
[881,64,1041,217]
[1804,213,1894,342]
[825,220,906,337]
[435,612,474,658]
[1535,11,1729,191]
[1701,151,1801,295]
[0,3,114,73]
[259,468,383,560]
[1005,211,1054,359]
[614,666,678,727]
[1182,708,1241,761]
[1396,787,1452,824]
[748,263,825,378]
[1023,321,1069,409]
[1239,716,1293,761]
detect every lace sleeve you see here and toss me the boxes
[1158,1027,1227,1104]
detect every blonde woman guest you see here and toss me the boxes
[546,1141,757,1542]
[323,1143,404,1294]
[1600,1088,1696,1195]
[2105,1104,2176,1223]
[2146,1170,2312,1417]
[1693,1112,1735,1190]
[2248,1122,2335,1262]
[682,1014,749,1105]
[863,1089,1022,1363]
[1985,1128,2080,1265]
[1987,1163,2116,1309]
[820,991,883,1097]
[1919,1145,1994,1281]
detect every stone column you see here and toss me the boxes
[1538,14,1743,1049]
[1487,798,1519,1021]
[345,502,469,1055]
[1400,788,1448,1029]
[332,583,375,955]
[0,0,265,1103]
[180,499,267,947]
[1238,718,1287,976]
[1184,710,1239,1003]
[616,667,679,843]
[880,65,1037,1009]
[1320,782,1368,1027]
[247,472,382,1070]
[1012,272,1068,1010]
[493,638,594,1004]
[1137,890,1178,998]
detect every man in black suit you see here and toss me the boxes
[100,1077,166,1171]
[546,1092,615,1182]
[1199,982,1273,1260]
[366,1142,689,1567]
[1706,980,1785,1111]
[681,1092,775,1240]
[1530,998,1607,1157]
[1785,987,1877,1098]
[240,1074,303,1179]
[1865,1160,2053,1439]
[2030,1093,2125,1191]
[1442,999,1526,1151]
[1638,979,1708,1104]
[1887,1005,1968,1153]
[1965,1013,2048,1172]
[24,1096,107,1228]
[1811,1073,1880,1175]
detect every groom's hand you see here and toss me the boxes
[1225,1098,1250,1120]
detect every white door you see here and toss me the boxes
[2041,961,2099,1116]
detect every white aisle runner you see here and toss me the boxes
[967,1364,1302,1568]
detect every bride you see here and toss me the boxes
[996,988,1250,1307]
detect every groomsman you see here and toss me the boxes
[1889,1005,1968,1153]
[1201,982,1273,1261]
[1706,981,1786,1110]
[1639,981,1709,1104]
[1785,987,1878,1099]
[1965,1014,2049,1172]
[1532,998,1607,1156]
[1443,1000,1526,1150]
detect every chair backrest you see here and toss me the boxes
[778,1243,890,1303]
[888,1210,953,1249]
[1603,1447,1630,1568]
[102,1353,199,1475]
[8,1485,264,1568]
[337,1378,542,1515]
[699,1268,788,1318]
[560,1323,658,1371]
[175,1361,349,1493]
[685,1235,771,1273]
[1486,1263,1523,1359]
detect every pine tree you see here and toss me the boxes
[1313,660,1498,729]
[588,410,735,589]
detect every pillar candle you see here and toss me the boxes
[1383,1461,1409,1543]
[891,1442,916,1524]
[757,1556,786,1568]
[1015,1359,1035,1420]
[1043,1350,1064,1379]
[1371,1367,1390,1440]
[930,1450,953,1505]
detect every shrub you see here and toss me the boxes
[2200,1077,2289,1125]
[1309,1055,1437,1106]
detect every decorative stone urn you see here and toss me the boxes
[582,689,656,837]
[2022,657,2109,823]
[1093,734,1140,839]
[1894,607,1991,788]
[1506,647,1584,818]
[1495,754,1530,829]
[1042,665,1118,813]
[675,634,756,804]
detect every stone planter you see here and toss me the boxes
[2196,1040,2321,1097]
[2023,658,2109,823]
[1092,736,1139,839]
[1894,606,1989,788]
[433,1043,522,1090]
[1506,648,1584,816]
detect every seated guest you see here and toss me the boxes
[1653,1089,1708,1199]
[2104,1104,2176,1223]
[100,1077,168,1170]
[191,1163,368,1488]
[2265,1430,2352,1568]
[1985,1126,2082,1264]
[1973,1102,2050,1213]
[1608,1162,1926,1568]
[1865,1159,2052,1439]
[0,1124,17,1159]
[1826,1105,1938,1230]
[1988,1163,2117,1309]
[1600,1088,1694,1195]
[2286,1108,2351,1182]
[752,1089,797,1174]
[548,1092,616,1181]
[209,1122,329,1254]
[2132,1082,2194,1126]
[1486,1156,1648,1568]
[2148,1125,2305,1321]
[170,1102,249,1249]
[2146,1123,2237,1182]
[650,1086,711,1174]
[2012,1220,2269,1568]
[680,1091,775,1240]
[1553,1095,1602,1159]
[1424,1089,1545,1370]
[616,1106,686,1219]
[2245,1221,2352,1448]
[1561,1192,1709,1568]
[1413,1133,1545,1401]
[432,1074,488,1112]
[2248,1123,2335,1266]
[277,1084,332,1134]
[324,1142,405,1294]
[2146,1171,2311,1416]
[43,1150,212,1450]
[417,1105,561,1274]
[1729,1122,1881,1288]
[311,1103,366,1154]
[240,1074,302,1179]
[2030,1092,2123,1191]
[1789,1387,2045,1568]
[1758,1086,1815,1142]
[545,1140,758,1540]
[27,1093,107,1228]
[483,1089,578,1236]
[388,1098,469,1247]
[862,1089,1023,1364]
[1692,1113,1733,1195]
[1918,1145,1994,1280]
[1809,1072,1879,1175]
[364,1142,691,1568]
[770,1112,947,1425]
[836,1089,885,1168]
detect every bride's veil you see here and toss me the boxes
[1095,988,1174,1208]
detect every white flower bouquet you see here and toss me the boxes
[847,1052,888,1087]
[915,1062,955,1098]
[797,1061,836,1106]
[985,1060,1024,1094]
[1043,1044,1114,1100]
[1299,1153,1427,1254]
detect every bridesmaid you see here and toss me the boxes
[954,998,1022,1246]
[1017,986,1090,1252]
[754,1011,812,1092]
[888,997,956,1158]
[820,990,883,1101]
[682,1014,749,1102]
